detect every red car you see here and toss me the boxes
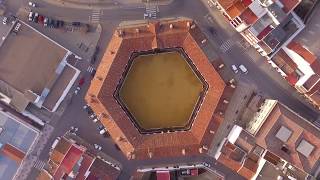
[78,77,85,86]
[38,15,44,24]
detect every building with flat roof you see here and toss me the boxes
[215,99,320,179]
[85,18,235,160]
[0,20,80,113]
[0,109,39,180]
[38,135,121,180]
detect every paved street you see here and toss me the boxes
[2,0,320,179]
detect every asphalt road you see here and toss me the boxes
[3,0,320,179]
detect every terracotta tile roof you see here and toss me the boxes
[226,0,247,19]
[0,143,25,163]
[287,41,317,65]
[217,138,259,179]
[85,19,229,160]
[86,158,120,180]
[235,130,255,153]
[308,90,320,105]
[255,103,320,174]
[49,137,72,165]
[53,145,85,179]
[37,170,52,180]
[279,0,301,13]
[218,0,239,10]
[303,74,320,91]
[75,153,95,180]
[239,8,258,25]
[217,141,258,179]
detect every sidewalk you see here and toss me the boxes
[41,0,174,10]
[208,81,256,157]
[14,124,54,180]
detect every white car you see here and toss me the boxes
[93,117,99,123]
[239,64,248,74]
[28,2,36,7]
[94,144,102,150]
[99,128,107,135]
[231,65,238,73]
[28,12,34,21]
[51,137,61,150]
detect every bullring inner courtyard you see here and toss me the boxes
[118,49,206,132]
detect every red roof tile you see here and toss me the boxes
[279,0,300,13]
[75,153,95,180]
[156,171,170,180]
[257,26,273,40]
[0,144,25,163]
[287,41,317,64]
[239,8,258,25]
[255,103,320,174]
[53,145,85,179]
[86,158,120,180]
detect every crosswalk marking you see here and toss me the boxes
[314,120,320,128]
[145,5,157,19]
[220,39,235,53]
[33,160,46,170]
[87,66,95,73]
[90,9,102,23]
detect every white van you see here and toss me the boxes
[51,137,61,150]
[239,64,248,74]
[231,65,238,73]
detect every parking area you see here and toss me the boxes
[16,7,102,60]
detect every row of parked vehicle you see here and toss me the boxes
[83,104,109,136]
[28,11,65,28]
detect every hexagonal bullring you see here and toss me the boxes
[85,19,229,160]
[115,48,208,133]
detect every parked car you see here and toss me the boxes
[74,86,80,95]
[28,1,36,7]
[78,77,85,86]
[93,116,99,123]
[44,17,49,26]
[180,169,191,176]
[202,162,211,168]
[83,105,94,115]
[53,20,59,28]
[38,15,44,24]
[239,64,248,74]
[99,128,107,135]
[28,11,34,22]
[33,12,39,23]
[70,126,78,133]
[97,125,104,130]
[2,17,7,25]
[72,21,81,26]
[94,144,102,150]
[51,137,61,150]
[231,65,238,73]
[91,69,96,77]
